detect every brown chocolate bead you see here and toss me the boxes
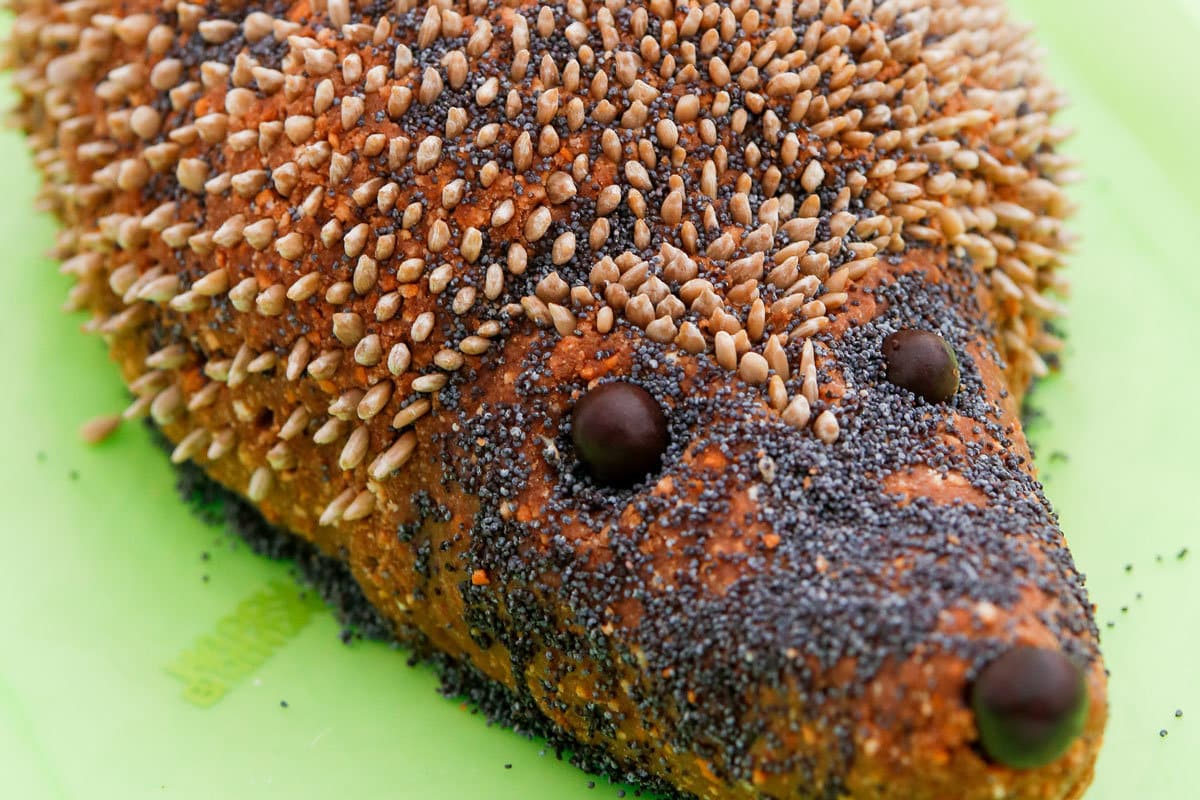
[883,329,960,402]
[570,381,668,487]
[971,646,1089,769]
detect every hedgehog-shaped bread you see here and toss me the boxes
[7,0,1107,797]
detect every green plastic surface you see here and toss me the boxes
[2,1,1199,798]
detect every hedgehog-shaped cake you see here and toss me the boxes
[6,0,1106,797]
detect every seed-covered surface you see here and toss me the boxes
[7,1,1104,798]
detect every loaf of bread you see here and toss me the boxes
[8,0,1106,797]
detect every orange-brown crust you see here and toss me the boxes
[9,1,1103,798]
[131,248,1103,800]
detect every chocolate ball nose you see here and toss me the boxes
[882,329,960,402]
[570,381,668,487]
[971,646,1089,769]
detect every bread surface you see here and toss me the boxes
[7,1,1105,797]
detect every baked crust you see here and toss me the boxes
[8,1,1104,797]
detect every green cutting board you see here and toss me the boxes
[2,1,1198,797]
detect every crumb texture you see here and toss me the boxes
[9,1,1103,798]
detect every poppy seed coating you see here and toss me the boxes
[8,0,1106,798]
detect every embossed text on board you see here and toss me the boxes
[165,580,323,707]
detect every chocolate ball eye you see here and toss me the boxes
[970,646,1089,769]
[882,329,960,402]
[570,381,668,488]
